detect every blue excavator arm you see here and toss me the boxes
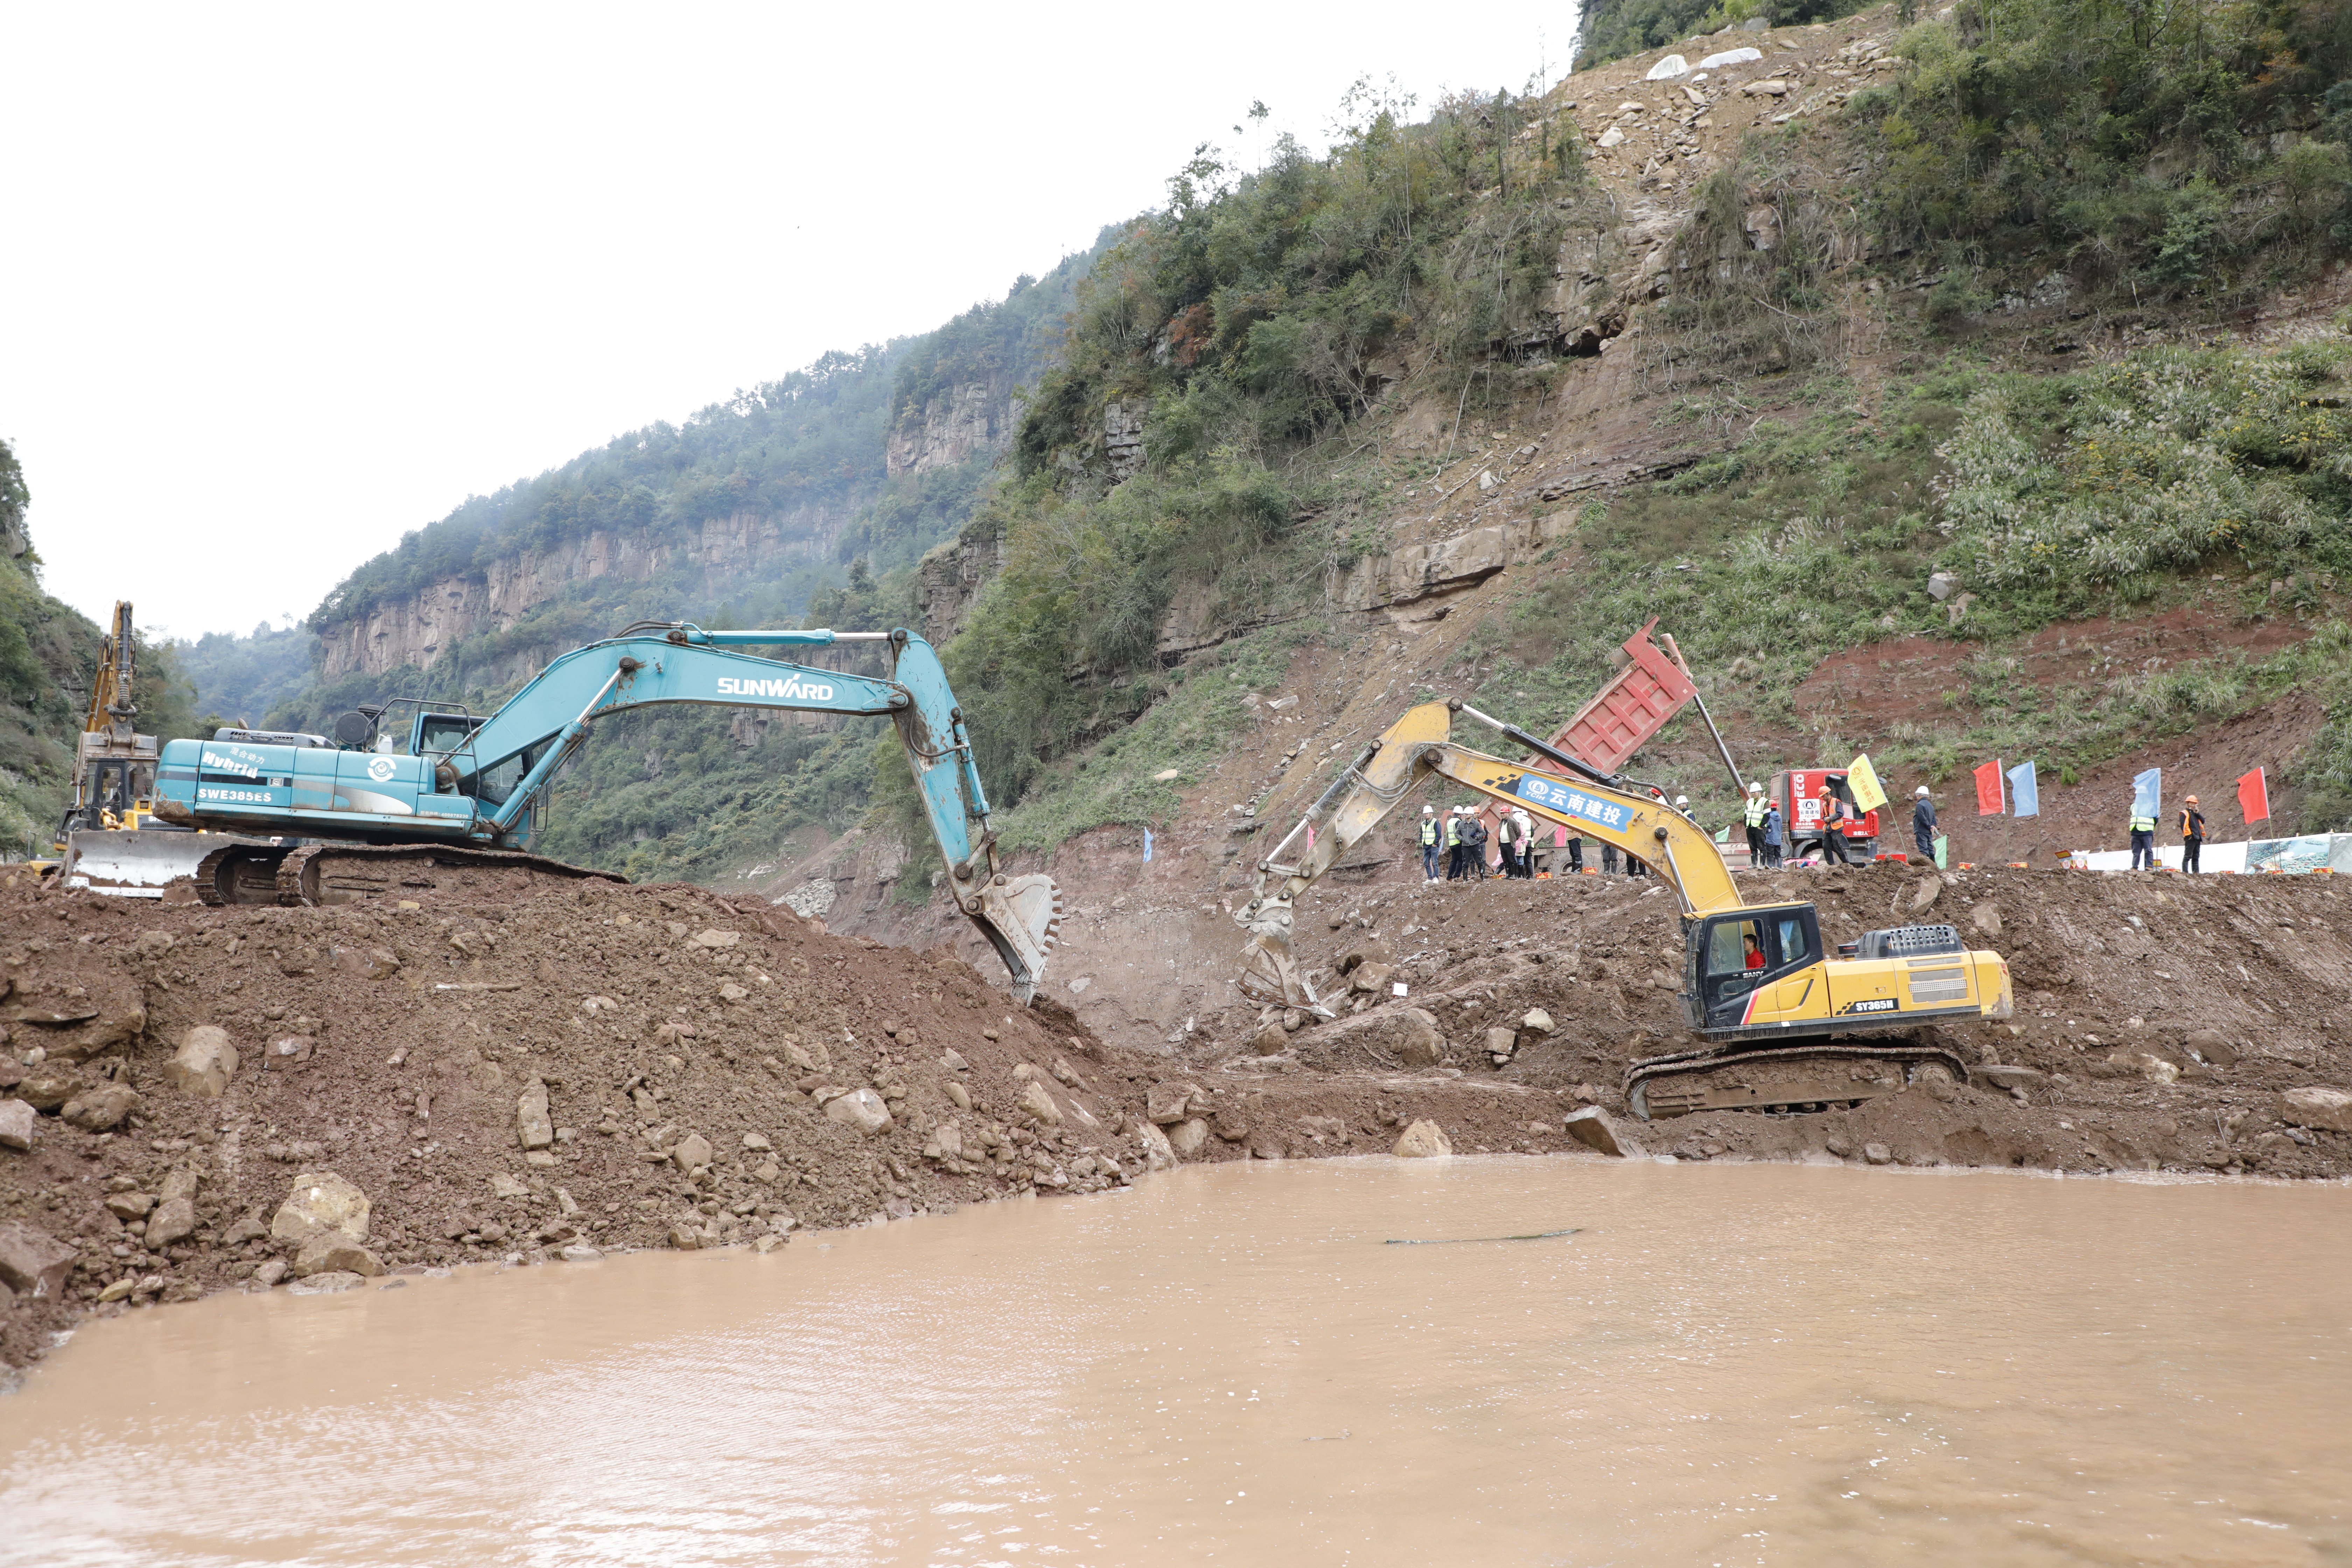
[150,623,1062,1000]
[444,624,1061,998]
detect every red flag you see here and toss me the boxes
[2238,767,2270,825]
[1973,759,2004,816]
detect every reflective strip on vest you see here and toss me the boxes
[2130,815,2156,832]
[1744,799,1768,827]
[1420,820,1439,846]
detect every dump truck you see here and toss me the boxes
[85,622,1061,1000]
[1233,700,2011,1117]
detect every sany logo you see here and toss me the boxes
[716,676,835,701]
[201,749,261,779]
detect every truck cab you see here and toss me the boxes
[1773,768,1880,860]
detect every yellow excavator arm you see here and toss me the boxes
[1233,700,2012,1126]
[1236,700,1743,1008]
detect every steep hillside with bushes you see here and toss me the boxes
[0,439,190,853]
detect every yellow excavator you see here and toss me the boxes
[1232,701,2013,1118]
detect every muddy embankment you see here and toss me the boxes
[6,859,2352,1379]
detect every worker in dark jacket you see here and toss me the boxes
[1912,785,1937,863]
[2180,795,2207,873]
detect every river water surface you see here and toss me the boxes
[4,1158,2348,1566]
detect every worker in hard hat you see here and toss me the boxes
[1912,784,1937,863]
[1419,804,1442,883]
[2180,794,2207,873]
[1742,781,1769,868]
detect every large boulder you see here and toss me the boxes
[1298,1007,1442,1070]
[0,1097,33,1151]
[163,1025,239,1097]
[0,1220,77,1300]
[2280,1086,2352,1134]
[1166,1118,1211,1158]
[270,1171,371,1246]
[1393,1119,1452,1158]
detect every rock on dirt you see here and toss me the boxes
[517,1078,555,1149]
[1563,1106,1640,1157]
[1393,1119,1452,1158]
[292,1236,384,1278]
[0,1099,36,1152]
[164,1024,239,1097]
[1167,1118,1211,1158]
[2279,1086,2352,1133]
[61,1083,138,1132]
[1015,1081,1062,1126]
[271,1172,372,1246]
[0,1221,76,1300]
[825,1088,896,1135]
[1293,1007,1442,1070]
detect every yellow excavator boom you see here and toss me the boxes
[1233,700,2012,1122]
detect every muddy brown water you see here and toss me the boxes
[4,1160,2348,1566]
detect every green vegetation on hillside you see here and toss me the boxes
[0,439,126,851]
[952,87,1605,832]
[1460,335,2352,831]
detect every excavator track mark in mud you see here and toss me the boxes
[1626,1040,1971,1120]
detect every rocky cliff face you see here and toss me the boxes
[316,502,859,680]
[886,378,1009,478]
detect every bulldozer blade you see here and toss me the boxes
[57,830,241,898]
[971,873,1063,1006]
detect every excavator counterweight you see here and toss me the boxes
[1233,701,2011,1116]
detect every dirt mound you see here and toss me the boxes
[1182,860,2352,1176]
[0,876,1183,1374]
[11,849,2349,1377]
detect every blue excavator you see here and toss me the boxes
[75,623,1064,999]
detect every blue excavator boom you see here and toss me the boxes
[145,625,1063,1000]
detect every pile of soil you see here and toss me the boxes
[8,855,2347,1381]
[1190,860,2352,1177]
[0,877,1192,1376]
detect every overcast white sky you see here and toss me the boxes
[2,3,1570,641]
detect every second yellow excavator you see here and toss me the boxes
[1233,701,2013,1119]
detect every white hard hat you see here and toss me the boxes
[1916,785,1930,797]
[1748,780,1763,793]
[1422,804,1433,813]
[1675,794,1689,806]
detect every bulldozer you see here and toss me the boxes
[75,622,1063,1001]
[1232,700,2012,1118]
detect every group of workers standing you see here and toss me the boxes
[1419,802,1646,882]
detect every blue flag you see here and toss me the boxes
[2133,767,2163,820]
[2008,760,2039,819]
[1143,828,1153,863]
